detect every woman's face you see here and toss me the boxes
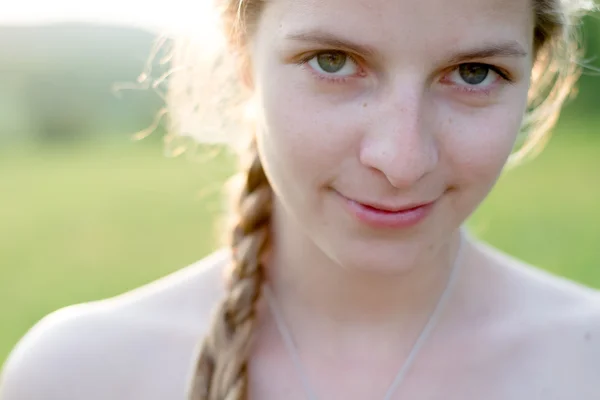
[249,0,534,271]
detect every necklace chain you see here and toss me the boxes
[263,237,463,400]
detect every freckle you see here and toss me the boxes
[363,102,368,108]
[584,332,592,341]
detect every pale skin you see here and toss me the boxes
[2,0,600,399]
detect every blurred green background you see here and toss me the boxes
[1,16,600,366]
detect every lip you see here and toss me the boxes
[335,191,436,229]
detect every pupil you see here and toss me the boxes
[317,52,346,73]
[459,64,489,85]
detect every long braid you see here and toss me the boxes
[188,140,272,400]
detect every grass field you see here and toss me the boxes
[1,122,600,365]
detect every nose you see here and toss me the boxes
[359,83,439,189]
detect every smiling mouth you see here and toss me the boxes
[333,189,439,229]
[354,199,434,213]
[337,190,437,213]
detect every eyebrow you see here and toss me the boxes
[284,30,378,57]
[284,29,528,62]
[446,41,528,64]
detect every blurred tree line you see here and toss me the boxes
[0,13,598,148]
[0,23,165,147]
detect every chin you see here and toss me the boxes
[313,208,466,276]
[320,233,443,275]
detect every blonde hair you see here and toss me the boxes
[138,0,596,398]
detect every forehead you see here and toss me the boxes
[258,0,533,55]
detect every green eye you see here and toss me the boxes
[458,63,490,85]
[316,52,348,73]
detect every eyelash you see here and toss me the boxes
[297,51,513,93]
[297,52,362,83]
[444,65,512,96]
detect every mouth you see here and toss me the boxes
[333,190,438,229]
[352,199,435,213]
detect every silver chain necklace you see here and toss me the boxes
[263,239,463,400]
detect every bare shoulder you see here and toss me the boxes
[474,238,600,330]
[470,238,600,396]
[0,250,229,400]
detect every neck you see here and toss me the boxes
[263,202,466,347]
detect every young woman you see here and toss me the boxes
[1,0,599,399]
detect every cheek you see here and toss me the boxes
[256,72,360,186]
[442,103,523,187]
